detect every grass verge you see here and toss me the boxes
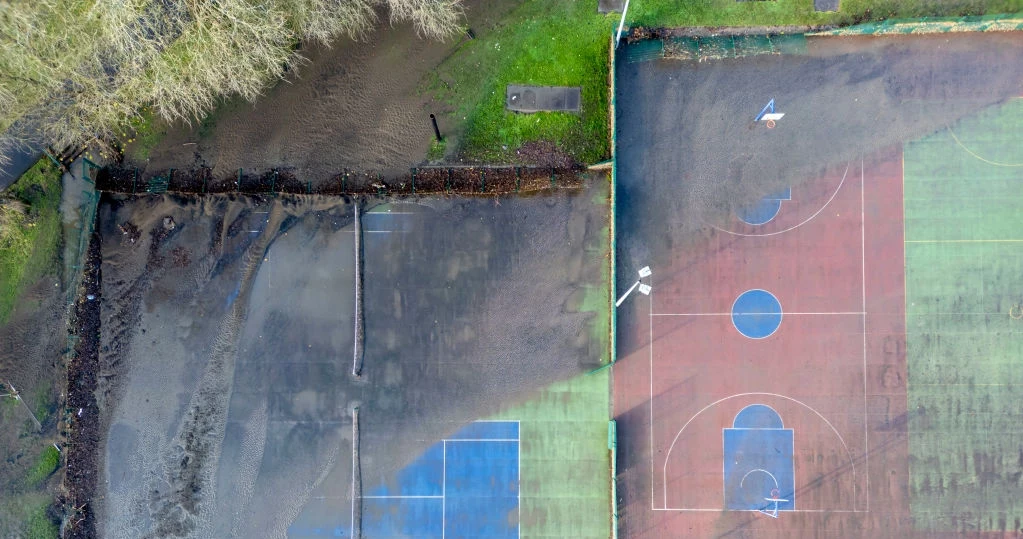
[0,494,57,539]
[0,158,62,323]
[430,2,615,164]
[123,108,168,162]
[431,0,1023,163]
[24,446,60,489]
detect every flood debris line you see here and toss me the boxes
[95,166,585,196]
[351,406,362,539]
[64,231,102,539]
[352,200,364,378]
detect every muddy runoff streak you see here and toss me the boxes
[95,181,608,537]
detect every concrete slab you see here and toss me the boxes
[814,0,840,11]
[598,0,625,13]
[506,85,581,113]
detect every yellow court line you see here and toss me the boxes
[947,126,1023,167]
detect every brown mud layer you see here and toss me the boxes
[96,165,584,196]
[63,232,102,539]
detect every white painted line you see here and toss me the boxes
[861,156,869,513]
[652,312,863,316]
[361,495,444,499]
[711,162,850,238]
[649,288,656,510]
[350,419,356,539]
[442,440,446,539]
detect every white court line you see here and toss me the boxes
[711,163,850,238]
[652,312,863,316]
[362,495,443,499]
[649,289,655,510]
[860,156,869,512]
[442,440,446,539]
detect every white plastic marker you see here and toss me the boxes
[616,266,652,307]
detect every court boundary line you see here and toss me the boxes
[649,291,655,510]
[710,163,850,238]
[860,156,870,512]
[652,312,863,317]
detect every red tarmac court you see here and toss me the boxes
[614,150,909,537]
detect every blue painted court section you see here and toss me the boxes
[731,289,783,339]
[737,187,791,225]
[723,405,795,511]
[361,421,520,539]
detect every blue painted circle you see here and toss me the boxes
[731,289,782,339]
[736,198,782,226]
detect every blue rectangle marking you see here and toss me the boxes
[363,497,443,538]
[446,420,519,440]
[445,440,519,537]
[723,428,794,511]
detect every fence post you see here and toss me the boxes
[237,169,242,192]
[411,168,417,194]
[447,168,452,193]
[550,167,556,187]
[132,168,138,194]
[481,170,486,193]
[515,167,521,192]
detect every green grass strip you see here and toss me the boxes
[0,158,63,324]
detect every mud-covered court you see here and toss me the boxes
[92,180,612,537]
[613,31,1023,537]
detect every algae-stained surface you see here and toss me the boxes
[490,370,611,537]
[904,99,1023,533]
[94,175,611,536]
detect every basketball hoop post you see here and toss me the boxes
[754,99,776,122]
